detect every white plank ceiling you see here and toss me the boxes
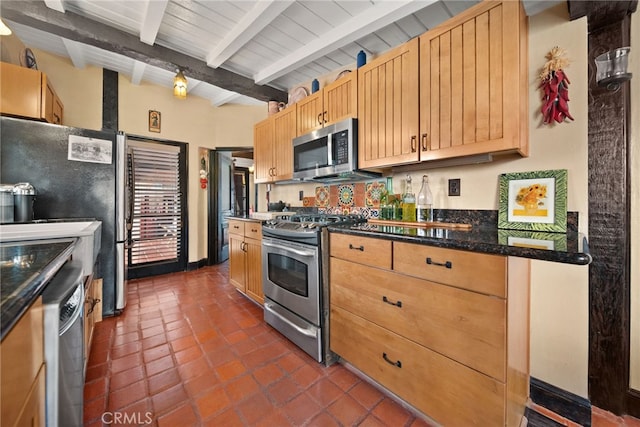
[2,0,562,107]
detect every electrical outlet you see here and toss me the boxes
[299,190,304,201]
[448,178,461,196]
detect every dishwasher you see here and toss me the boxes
[42,260,85,427]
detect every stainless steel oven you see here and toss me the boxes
[262,236,322,361]
[261,214,366,364]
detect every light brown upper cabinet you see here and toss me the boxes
[358,39,420,169]
[0,61,64,124]
[254,106,296,183]
[419,0,528,161]
[297,71,357,135]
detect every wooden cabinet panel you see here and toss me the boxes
[331,306,505,426]
[329,233,391,269]
[358,38,419,169]
[254,119,274,183]
[1,298,44,427]
[244,237,263,304]
[228,220,263,304]
[419,1,527,161]
[323,72,357,127]
[272,107,295,181]
[14,365,45,427]
[84,278,103,373]
[393,242,507,297]
[297,72,357,136]
[255,107,295,183]
[229,236,246,292]
[229,220,245,237]
[297,91,323,134]
[330,257,506,380]
[1,62,63,124]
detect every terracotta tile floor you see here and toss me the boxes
[83,263,640,427]
[83,264,434,427]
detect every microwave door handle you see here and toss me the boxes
[327,133,333,166]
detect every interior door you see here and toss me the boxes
[127,137,188,279]
[209,150,234,264]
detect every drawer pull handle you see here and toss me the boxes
[382,353,402,368]
[426,257,452,269]
[382,296,402,308]
[251,228,258,232]
[233,225,240,229]
[349,244,364,251]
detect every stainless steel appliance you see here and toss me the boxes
[42,260,85,427]
[1,116,127,317]
[115,132,133,311]
[262,213,366,364]
[292,118,380,182]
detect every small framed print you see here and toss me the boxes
[498,169,568,232]
[149,110,161,133]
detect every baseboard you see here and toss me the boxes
[524,407,564,427]
[530,377,591,427]
[187,258,208,271]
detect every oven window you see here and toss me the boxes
[267,253,309,297]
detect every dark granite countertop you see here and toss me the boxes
[1,238,76,340]
[328,223,591,265]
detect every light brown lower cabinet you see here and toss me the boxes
[329,233,530,426]
[84,278,103,372]
[229,219,263,304]
[1,298,45,427]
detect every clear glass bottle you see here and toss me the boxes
[402,175,416,222]
[416,174,434,222]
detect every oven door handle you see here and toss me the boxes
[262,241,316,257]
[264,301,318,338]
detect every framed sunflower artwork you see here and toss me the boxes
[498,169,568,232]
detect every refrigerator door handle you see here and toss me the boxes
[116,133,127,242]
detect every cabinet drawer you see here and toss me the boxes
[228,220,245,236]
[244,222,262,240]
[331,306,505,426]
[394,242,506,297]
[331,257,506,380]
[330,233,391,269]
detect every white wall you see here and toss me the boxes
[270,4,591,397]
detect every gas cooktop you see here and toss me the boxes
[263,213,366,233]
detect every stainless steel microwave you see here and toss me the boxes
[292,118,379,182]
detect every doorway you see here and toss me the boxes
[126,136,188,279]
[208,148,252,265]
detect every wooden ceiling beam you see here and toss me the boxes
[0,0,288,103]
[568,0,637,31]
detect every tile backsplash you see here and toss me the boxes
[303,181,388,218]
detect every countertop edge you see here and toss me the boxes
[0,238,76,340]
[328,226,591,266]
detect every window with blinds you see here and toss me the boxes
[129,141,182,265]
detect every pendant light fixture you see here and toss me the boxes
[173,69,187,99]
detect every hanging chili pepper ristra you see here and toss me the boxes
[539,47,574,125]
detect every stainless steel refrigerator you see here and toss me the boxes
[1,116,129,316]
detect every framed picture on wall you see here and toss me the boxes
[149,110,161,133]
[498,169,568,232]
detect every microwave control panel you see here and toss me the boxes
[332,130,349,165]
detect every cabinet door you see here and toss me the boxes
[358,38,419,169]
[244,237,263,304]
[272,106,296,181]
[53,95,63,125]
[419,1,527,161]
[297,91,323,135]
[229,236,246,292]
[0,62,43,120]
[14,365,45,427]
[323,72,357,126]
[254,118,274,183]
